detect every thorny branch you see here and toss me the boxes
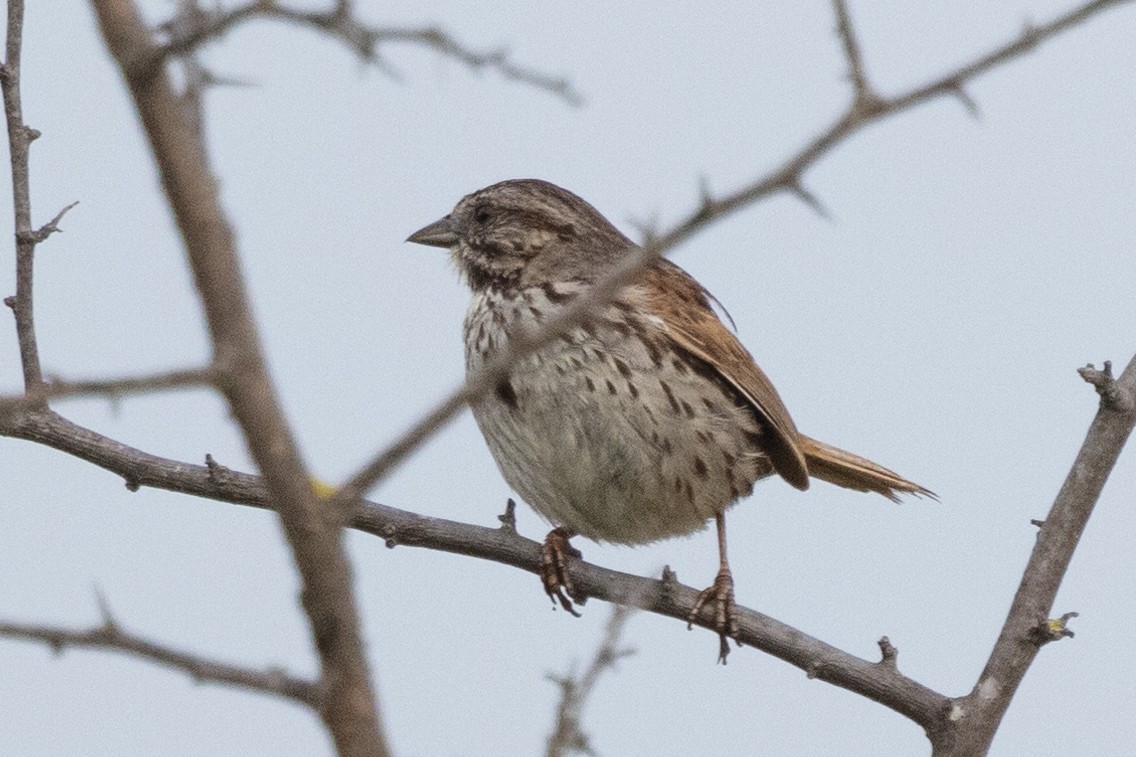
[155,0,582,105]
[1,0,76,393]
[0,606,322,708]
[0,366,216,419]
[0,407,953,729]
[926,355,1136,756]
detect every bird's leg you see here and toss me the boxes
[688,512,739,663]
[541,527,584,616]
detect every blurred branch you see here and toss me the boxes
[41,366,218,400]
[0,603,322,709]
[90,1,388,755]
[0,366,216,421]
[331,0,1132,503]
[929,356,1136,755]
[546,604,636,757]
[155,0,582,105]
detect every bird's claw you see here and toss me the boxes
[688,568,739,664]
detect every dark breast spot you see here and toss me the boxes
[495,380,519,409]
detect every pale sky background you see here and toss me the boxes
[2,1,1134,755]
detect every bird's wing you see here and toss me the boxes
[640,260,810,490]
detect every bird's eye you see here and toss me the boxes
[473,205,492,225]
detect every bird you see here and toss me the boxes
[407,178,931,661]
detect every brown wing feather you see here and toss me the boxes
[641,261,811,490]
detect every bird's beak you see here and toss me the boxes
[406,215,460,248]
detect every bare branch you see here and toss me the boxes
[0,408,951,730]
[42,366,218,401]
[546,604,637,757]
[331,0,1133,504]
[648,0,1132,257]
[929,355,1136,755]
[9,348,1129,744]
[1,366,216,422]
[0,612,322,708]
[2,0,50,393]
[90,1,388,754]
[154,1,582,105]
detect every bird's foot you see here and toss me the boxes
[541,527,585,616]
[688,567,739,664]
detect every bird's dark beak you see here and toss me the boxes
[406,215,460,248]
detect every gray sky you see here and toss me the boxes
[3,1,1134,755]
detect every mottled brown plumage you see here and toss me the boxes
[408,179,931,662]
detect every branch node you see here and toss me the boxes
[3,295,15,310]
[1078,361,1130,410]
[498,498,518,533]
[877,636,899,668]
[22,125,41,143]
[1030,612,1079,645]
[1030,518,1045,528]
[205,453,235,487]
[1019,19,1042,50]
[123,476,141,492]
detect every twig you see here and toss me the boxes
[90,2,388,754]
[832,0,881,110]
[927,355,1136,755]
[331,0,1133,504]
[0,612,322,708]
[154,0,582,105]
[42,366,218,401]
[2,0,58,393]
[546,604,637,757]
[1,365,216,415]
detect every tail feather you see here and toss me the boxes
[799,435,935,502]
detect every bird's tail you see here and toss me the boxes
[799,435,935,502]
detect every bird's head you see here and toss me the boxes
[407,179,634,292]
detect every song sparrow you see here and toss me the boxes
[408,179,930,661]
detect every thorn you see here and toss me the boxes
[788,180,832,220]
[698,175,712,207]
[877,636,898,668]
[498,498,517,533]
[949,83,980,119]
[93,584,119,632]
